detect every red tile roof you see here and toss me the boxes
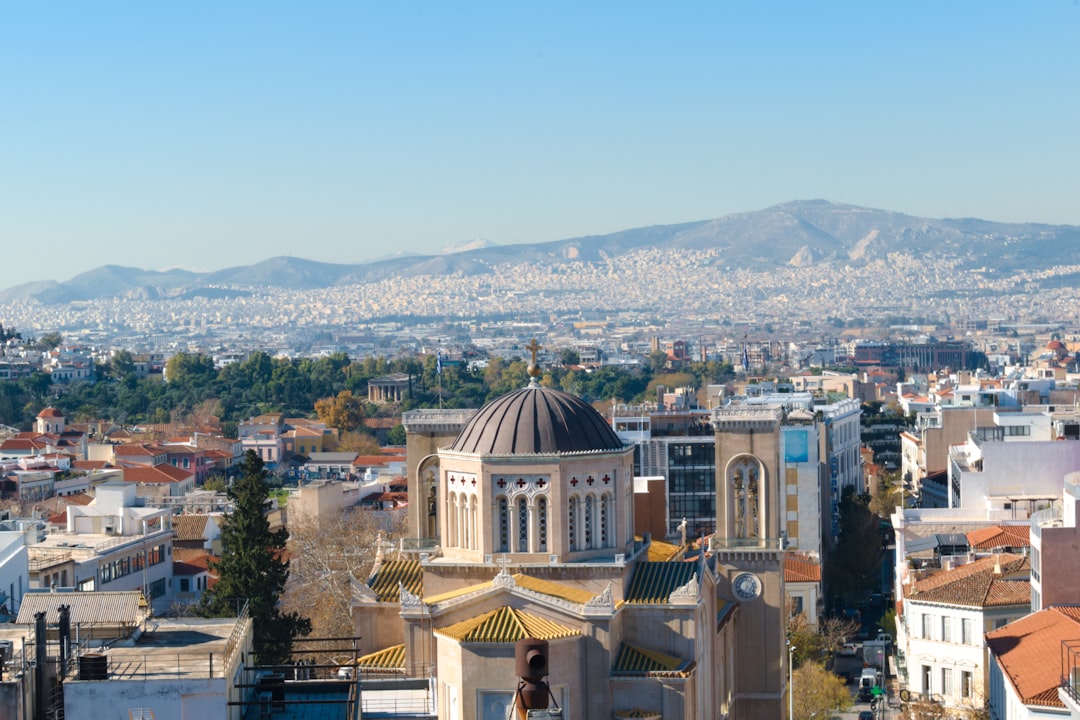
[784,554,822,583]
[122,464,193,484]
[909,554,1030,608]
[966,525,1030,550]
[37,407,65,418]
[986,606,1080,709]
[114,444,161,457]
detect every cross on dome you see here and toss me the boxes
[525,338,543,385]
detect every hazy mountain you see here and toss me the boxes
[3,200,1078,304]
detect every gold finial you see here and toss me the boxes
[525,338,543,380]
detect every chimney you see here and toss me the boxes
[994,556,1003,575]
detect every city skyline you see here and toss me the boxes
[5,2,1079,285]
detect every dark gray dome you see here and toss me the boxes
[448,386,625,455]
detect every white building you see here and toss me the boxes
[0,531,28,622]
[28,483,175,614]
[901,553,1030,710]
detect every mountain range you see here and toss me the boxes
[4,200,1078,306]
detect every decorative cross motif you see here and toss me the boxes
[471,478,477,486]
[516,478,527,489]
[602,474,611,485]
[535,478,547,489]
[496,478,507,489]
[497,554,512,575]
[586,475,595,486]
[570,477,579,487]
[448,475,456,485]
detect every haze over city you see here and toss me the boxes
[5,2,1079,286]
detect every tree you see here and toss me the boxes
[198,451,310,664]
[385,423,406,446]
[790,661,851,720]
[282,506,402,644]
[37,332,63,351]
[314,390,365,432]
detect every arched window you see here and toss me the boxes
[584,495,595,549]
[516,497,529,552]
[600,493,611,548]
[568,497,578,551]
[497,496,509,552]
[537,497,548,552]
[468,496,478,550]
[447,492,458,548]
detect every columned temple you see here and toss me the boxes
[354,344,787,719]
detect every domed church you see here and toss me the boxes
[352,345,757,719]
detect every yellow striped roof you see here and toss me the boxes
[367,560,422,602]
[434,606,580,643]
[423,573,601,606]
[356,644,405,671]
[624,562,697,604]
[612,643,694,677]
[646,538,684,562]
[511,574,598,604]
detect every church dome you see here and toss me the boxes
[448,386,625,455]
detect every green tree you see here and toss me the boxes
[198,451,310,663]
[37,332,64,351]
[386,423,406,446]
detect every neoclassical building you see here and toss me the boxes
[354,360,787,718]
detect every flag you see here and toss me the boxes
[742,344,750,372]
[436,350,443,375]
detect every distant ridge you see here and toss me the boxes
[2,200,1078,304]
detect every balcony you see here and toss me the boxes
[1060,640,1080,710]
[1031,507,1064,542]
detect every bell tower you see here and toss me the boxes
[711,405,787,718]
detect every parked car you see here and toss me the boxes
[859,712,875,720]
[839,642,859,656]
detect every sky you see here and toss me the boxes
[3,2,1079,285]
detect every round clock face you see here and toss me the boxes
[733,572,761,601]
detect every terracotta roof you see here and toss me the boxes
[173,560,207,576]
[785,554,822,583]
[172,515,210,542]
[986,606,1080,709]
[173,548,217,567]
[909,554,1030,608]
[612,643,695,677]
[434,606,579,643]
[966,525,1030,550]
[367,560,422,602]
[121,464,194,484]
[352,454,405,467]
[71,460,111,470]
[624,562,698,604]
[37,407,65,418]
[114,444,161,457]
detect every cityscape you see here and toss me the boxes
[5,2,1079,719]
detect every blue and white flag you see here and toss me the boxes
[742,344,750,372]
[436,350,443,375]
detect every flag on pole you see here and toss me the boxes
[436,350,443,375]
[742,344,750,372]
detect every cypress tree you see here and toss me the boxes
[199,450,310,664]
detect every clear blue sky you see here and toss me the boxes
[3,2,1078,284]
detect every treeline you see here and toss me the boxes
[0,349,736,431]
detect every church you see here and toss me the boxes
[351,347,788,719]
